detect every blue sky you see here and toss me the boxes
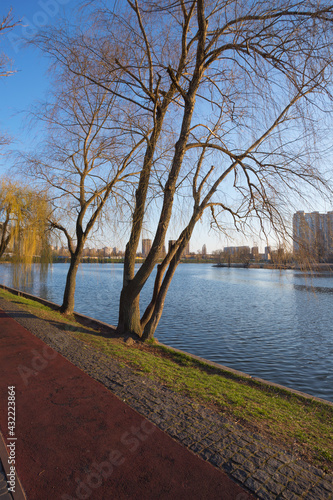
[0,0,79,165]
[0,1,315,253]
[0,0,236,253]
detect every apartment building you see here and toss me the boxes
[293,211,333,259]
[142,238,152,257]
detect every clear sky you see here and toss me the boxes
[1,0,241,253]
[1,1,325,254]
[0,0,79,157]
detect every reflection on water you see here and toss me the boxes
[295,272,333,278]
[10,264,35,290]
[294,284,333,295]
[8,262,52,293]
[0,263,332,403]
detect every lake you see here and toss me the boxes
[0,263,332,403]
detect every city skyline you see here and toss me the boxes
[1,1,332,256]
[2,2,333,262]
[53,239,275,257]
[56,209,333,257]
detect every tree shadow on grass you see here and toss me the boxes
[1,300,120,338]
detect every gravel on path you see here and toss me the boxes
[0,296,332,500]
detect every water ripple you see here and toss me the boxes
[0,263,332,402]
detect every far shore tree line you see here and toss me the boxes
[0,178,330,267]
[2,1,333,340]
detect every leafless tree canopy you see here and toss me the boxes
[33,0,333,337]
[0,9,18,148]
[0,9,16,78]
[22,55,146,314]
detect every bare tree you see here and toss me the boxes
[0,9,16,78]
[36,0,333,337]
[0,9,18,148]
[22,62,144,314]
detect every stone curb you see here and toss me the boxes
[157,343,333,408]
[0,296,332,500]
[1,283,332,408]
[0,284,116,335]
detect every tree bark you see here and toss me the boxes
[117,283,142,337]
[0,208,11,258]
[59,251,82,315]
[141,222,196,340]
[141,265,176,341]
[117,95,199,338]
[0,233,11,258]
[117,17,205,337]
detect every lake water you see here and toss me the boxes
[0,263,332,403]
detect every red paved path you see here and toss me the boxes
[0,309,253,499]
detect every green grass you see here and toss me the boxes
[0,286,332,471]
[0,287,95,333]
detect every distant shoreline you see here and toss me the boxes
[215,262,333,271]
[1,259,333,271]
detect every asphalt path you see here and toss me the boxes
[0,308,253,500]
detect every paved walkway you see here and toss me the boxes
[0,298,332,500]
[0,307,252,500]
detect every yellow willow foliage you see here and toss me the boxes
[0,178,51,264]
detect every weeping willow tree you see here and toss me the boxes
[0,178,51,263]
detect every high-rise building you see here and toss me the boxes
[251,246,259,258]
[293,211,333,259]
[264,246,271,261]
[168,239,190,257]
[142,238,152,257]
[224,246,251,255]
[102,247,113,257]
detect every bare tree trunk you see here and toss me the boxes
[117,284,142,337]
[0,209,11,258]
[117,94,199,337]
[59,249,82,315]
[0,234,11,258]
[141,223,196,340]
[141,260,178,341]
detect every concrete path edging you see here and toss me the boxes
[156,343,333,407]
[1,296,332,500]
[0,308,251,500]
[0,283,332,408]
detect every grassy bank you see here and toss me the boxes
[0,287,332,472]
